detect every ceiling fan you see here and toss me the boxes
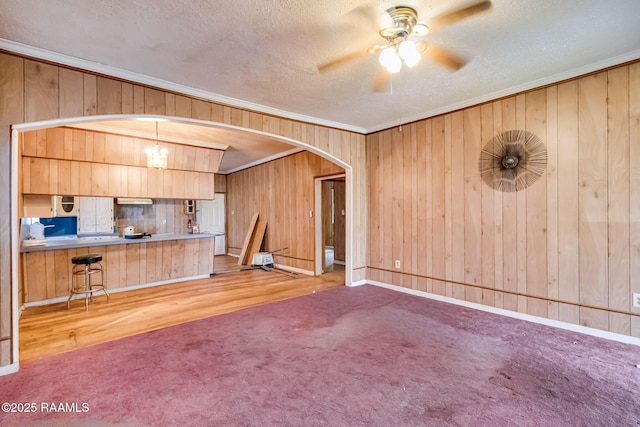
[318,1,492,91]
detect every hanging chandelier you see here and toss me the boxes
[145,121,168,169]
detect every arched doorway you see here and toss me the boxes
[10,114,354,367]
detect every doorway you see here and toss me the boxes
[315,174,346,275]
[197,194,226,255]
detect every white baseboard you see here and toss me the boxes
[333,260,346,266]
[0,363,19,376]
[348,279,367,287]
[367,280,640,347]
[24,275,211,308]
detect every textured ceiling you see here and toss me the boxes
[1,0,640,168]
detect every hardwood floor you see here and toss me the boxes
[19,255,345,363]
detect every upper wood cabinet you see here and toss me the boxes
[20,128,220,200]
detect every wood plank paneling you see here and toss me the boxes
[20,128,219,199]
[23,128,224,172]
[366,61,640,337]
[630,63,640,337]
[463,107,482,304]
[227,151,343,272]
[545,86,559,320]
[578,72,608,330]
[24,60,58,122]
[525,89,547,317]
[480,103,495,306]
[607,67,631,334]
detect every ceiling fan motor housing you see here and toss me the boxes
[379,6,419,42]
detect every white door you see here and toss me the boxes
[95,197,114,233]
[78,197,114,234]
[77,197,97,234]
[197,194,226,255]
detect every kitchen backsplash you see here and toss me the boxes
[115,199,194,236]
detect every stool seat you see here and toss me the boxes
[72,254,103,265]
[68,253,109,310]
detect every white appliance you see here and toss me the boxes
[252,252,274,267]
[52,195,78,217]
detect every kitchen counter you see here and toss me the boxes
[21,233,222,305]
[20,232,223,253]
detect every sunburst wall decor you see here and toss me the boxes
[478,129,547,192]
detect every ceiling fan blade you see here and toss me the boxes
[372,69,391,92]
[424,44,467,71]
[426,0,492,32]
[345,3,381,34]
[318,49,371,73]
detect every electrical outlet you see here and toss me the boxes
[162,219,166,225]
[395,260,401,269]
[633,293,640,308]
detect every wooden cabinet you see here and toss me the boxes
[20,128,220,200]
[78,197,114,234]
[23,195,54,217]
[22,157,216,199]
[184,200,195,214]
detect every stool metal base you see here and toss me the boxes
[67,260,110,311]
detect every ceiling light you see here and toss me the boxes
[398,40,421,68]
[146,143,168,169]
[379,46,402,73]
[145,122,168,169]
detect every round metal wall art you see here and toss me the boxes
[478,129,548,192]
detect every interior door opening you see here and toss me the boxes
[315,174,346,275]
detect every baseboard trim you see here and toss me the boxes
[0,363,19,376]
[348,279,367,287]
[367,280,640,347]
[24,275,211,308]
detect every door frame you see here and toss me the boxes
[314,173,346,276]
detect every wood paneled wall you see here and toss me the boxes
[20,128,221,199]
[22,238,214,303]
[0,52,367,368]
[214,174,227,193]
[367,61,640,337]
[226,151,344,272]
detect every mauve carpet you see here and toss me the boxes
[1,285,639,426]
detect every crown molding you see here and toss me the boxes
[3,39,639,135]
[0,39,367,134]
[368,49,640,133]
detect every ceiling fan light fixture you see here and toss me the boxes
[398,40,421,67]
[379,46,401,73]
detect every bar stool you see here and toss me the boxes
[67,254,110,310]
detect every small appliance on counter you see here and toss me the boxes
[124,232,152,239]
[122,225,152,239]
[21,221,47,246]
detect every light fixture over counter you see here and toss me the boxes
[145,121,168,169]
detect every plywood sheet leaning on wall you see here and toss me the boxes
[246,220,267,267]
[238,212,259,265]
